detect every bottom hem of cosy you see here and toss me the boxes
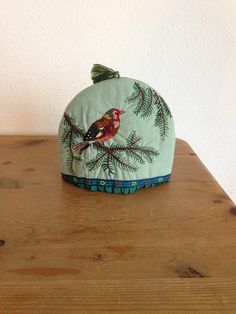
[61,173,171,194]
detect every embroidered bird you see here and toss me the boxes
[73,108,125,154]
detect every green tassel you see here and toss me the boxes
[91,64,120,84]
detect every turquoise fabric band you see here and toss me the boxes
[62,173,171,194]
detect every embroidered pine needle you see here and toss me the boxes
[126,82,172,140]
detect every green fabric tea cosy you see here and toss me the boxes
[58,64,175,194]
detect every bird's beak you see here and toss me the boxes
[120,110,125,115]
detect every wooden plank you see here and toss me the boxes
[0,136,236,312]
[1,245,236,281]
[0,179,234,250]
[1,279,236,312]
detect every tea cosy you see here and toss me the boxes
[58,64,175,194]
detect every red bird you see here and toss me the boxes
[73,108,125,154]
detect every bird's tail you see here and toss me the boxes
[73,142,90,154]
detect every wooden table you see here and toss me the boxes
[0,136,235,313]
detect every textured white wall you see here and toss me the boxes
[0,0,235,202]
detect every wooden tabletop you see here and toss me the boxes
[0,136,235,313]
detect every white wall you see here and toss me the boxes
[1,0,235,202]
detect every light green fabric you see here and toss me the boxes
[58,77,175,191]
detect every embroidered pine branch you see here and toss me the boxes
[126,82,142,103]
[61,113,84,174]
[87,131,159,174]
[126,82,153,118]
[126,82,172,140]
[153,90,172,140]
[61,114,159,175]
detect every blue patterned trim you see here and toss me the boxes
[61,173,171,194]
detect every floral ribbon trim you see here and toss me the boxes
[62,173,171,189]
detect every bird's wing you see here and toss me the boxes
[83,118,113,141]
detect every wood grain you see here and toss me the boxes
[0,136,235,312]
[1,279,236,312]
